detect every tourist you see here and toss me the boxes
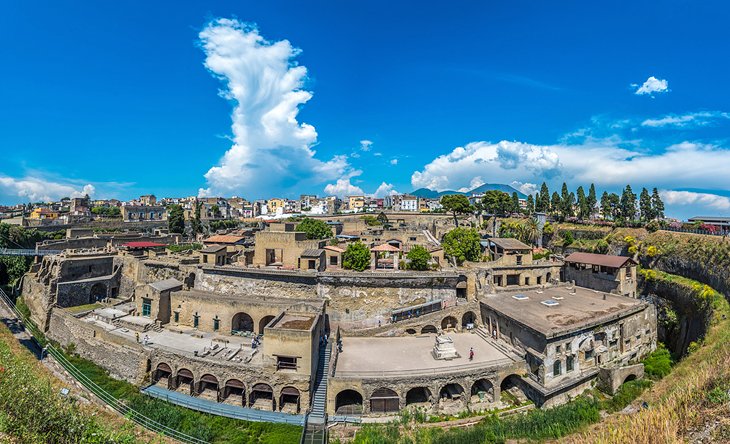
[469,347,474,361]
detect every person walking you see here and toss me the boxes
[469,347,474,361]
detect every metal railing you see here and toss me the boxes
[334,357,515,378]
[0,248,62,256]
[0,288,208,444]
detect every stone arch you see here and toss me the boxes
[624,374,638,384]
[500,374,533,407]
[546,272,552,284]
[370,387,400,414]
[335,389,363,415]
[405,387,432,406]
[231,312,254,334]
[222,379,245,405]
[197,374,219,401]
[461,311,477,328]
[175,368,194,395]
[471,378,495,403]
[439,383,465,409]
[405,328,417,335]
[184,272,196,289]
[249,383,275,411]
[441,315,458,331]
[153,362,172,387]
[421,325,437,334]
[259,315,276,335]
[279,386,301,413]
[90,282,107,302]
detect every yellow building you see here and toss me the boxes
[29,208,59,220]
[268,198,286,214]
[348,195,365,211]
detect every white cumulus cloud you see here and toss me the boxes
[661,190,730,211]
[324,178,364,197]
[634,76,669,96]
[390,159,398,165]
[359,140,373,151]
[372,182,398,198]
[511,181,538,196]
[197,19,357,198]
[0,175,95,202]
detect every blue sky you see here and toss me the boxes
[2,1,730,219]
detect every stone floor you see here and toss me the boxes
[335,332,511,376]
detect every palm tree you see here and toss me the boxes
[522,218,540,246]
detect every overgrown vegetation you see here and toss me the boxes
[0,322,147,443]
[406,245,431,271]
[642,343,674,379]
[166,243,202,253]
[295,218,332,240]
[442,227,481,264]
[343,241,371,271]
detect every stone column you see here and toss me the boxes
[394,252,399,270]
[371,252,377,271]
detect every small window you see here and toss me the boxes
[203,255,208,263]
[553,360,562,376]
[566,342,572,351]
[585,349,594,360]
[555,344,561,353]
[174,312,179,323]
[329,255,338,265]
[277,356,298,371]
[566,356,575,372]
[308,259,316,269]
[516,255,522,265]
[142,298,152,317]
[525,277,530,285]
[213,317,220,331]
[409,237,417,241]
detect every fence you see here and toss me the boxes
[0,288,208,444]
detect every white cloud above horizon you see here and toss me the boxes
[634,76,669,96]
[641,111,730,128]
[197,19,358,198]
[0,175,95,203]
[661,190,730,211]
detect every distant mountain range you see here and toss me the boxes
[410,183,527,199]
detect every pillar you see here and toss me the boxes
[371,252,376,271]
[394,252,399,270]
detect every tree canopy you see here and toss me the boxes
[406,245,432,270]
[342,241,371,271]
[295,218,333,239]
[481,190,512,216]
[442,227,481,265]
[440,194,473,226]
[167,204,185,234]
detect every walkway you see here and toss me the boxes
[142,385,305,425]
[0,248,61,256]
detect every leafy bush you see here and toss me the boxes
[442,227,481,264]
[643,343,673,379]
[406,245,431,271]
[295,218,332,240]
[167,243,202,253]
[343,241,371,271]
[594,239,609,254]
[561,230,574,246]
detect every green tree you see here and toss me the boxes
[525,194,535,215]
[406,245,431,270]
[191,199,203,235]
[587,184,597,219]
[167,204,185,235]
[442,227,481,265]
[560,183,575,219]
[651,188,665,219]
[550,191,561,215]
[576,186,588,220]
[440,194,473,226]
[536,182,550,212]
[295,218,333,239]
[481,190,512,216]
[211,204,221,218]
[639,187,652,222]
[0,256,31,286]
[511,192,520,214]
[342,241,371,271]
[620,185,637,222]
[522,218,539,245]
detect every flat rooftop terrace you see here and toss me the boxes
[482,286,646,337]
[270,313,315,330]
[335,333,512,378]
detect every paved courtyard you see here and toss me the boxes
[335,332,511,377]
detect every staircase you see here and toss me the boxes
[300,342,331,443]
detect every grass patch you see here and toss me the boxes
[0,321,147,443]
[64,303,104,315]
[167,243,202,253]
[62,352,302,444]
[600,379,653,413]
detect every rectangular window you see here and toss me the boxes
[174,312,179,323]
[308,259,316,269]
[525,277,530,285]
[555,344,561,354]
[329,255,338,265]
[516,255,522,265]
[277,356,298,371]
[553,360,562,376]
[142,298,151,317]
[213,318,220,331]
[203,255,208,263]
[567,355,575,372]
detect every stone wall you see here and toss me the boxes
[47,309,147,383]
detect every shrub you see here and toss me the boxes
[442,227,481,264]
[406,245,431,271]
[643,343,673,379]
[601,379,653,413]
[594,239,609,254]
[343,241,371,271]
[561,230,574,246]
[295,218,332,240]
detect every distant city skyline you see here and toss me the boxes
[2,1,730,219]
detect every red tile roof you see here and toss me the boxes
[122,241,166,248]
[204,235,245,244]
[564,252,636,268]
